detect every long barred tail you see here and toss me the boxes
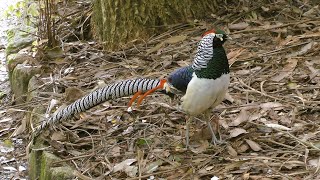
[33,78,162,137]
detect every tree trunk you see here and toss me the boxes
[92,0,219,50]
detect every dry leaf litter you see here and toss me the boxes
[1,0,320,179]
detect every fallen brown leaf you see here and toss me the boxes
[229,22,249,30]
[227,145,238,157]
[260,102,283,110]
[165,35,187,44]
[271,58,298,82]
[229,128,247,138]
[51,131,66,141]
[286,42,315,58]
[245,139,262,151]
[230,109,249,126]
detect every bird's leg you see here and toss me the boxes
[127,91,142,110]
[136,86,162,107]
[136,79,168,107]
[213,115,223,142]
[185,115,192,149]
[205,111,219,145]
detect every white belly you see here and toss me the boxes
[181,73,230,115]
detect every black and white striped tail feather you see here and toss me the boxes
[33,78,161,137]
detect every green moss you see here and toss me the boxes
[40,152,61,179]
[6,53,17,79]
[29,149,43,180]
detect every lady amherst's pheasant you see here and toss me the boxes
[32,29,230,150]
[132,29,230,147]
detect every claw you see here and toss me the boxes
[206,112,224,145]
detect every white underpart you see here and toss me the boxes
[181,73,230,115]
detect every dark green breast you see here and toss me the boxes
[195,46,229,79]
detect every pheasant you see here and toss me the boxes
[32,29,230,149]
[131,29,230,147]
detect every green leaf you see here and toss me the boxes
[136,138,151,145]
[28,3,39,17]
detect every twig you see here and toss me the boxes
[233,19,312,34]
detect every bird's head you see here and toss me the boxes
[160,79,175,98]
[202,29,230,46]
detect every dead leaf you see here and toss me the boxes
[146,35,187,55]
[245,139,262,151]
[227,145,238,157]
[265,123,291,131]
[51,131,66,141]
[260,102,283,110]
[305,61,320,80]
[190,140,210,154]
[237,144,249,153]
[286,42,315,58]
[164,35,187,44]
[228,48,246,66]
[110,146,121,157]
[230,109,249,126]
[146,42,165,55]
[224,92,234,103]
[243,173,250,180]
[271,58,298,82]
[64,87,85,103]
[248,113,262,121]
[261,6,269,12]
[49,140,65,150]
[176,60,190,67]
[113,159,136,172]
[11,117,26,137]
[223,160,246,171]
[2,166,17,172]
[236,69,250,75]
[229,128,247,138]
[308,158,320,167]
[229,22,249,30]
[143,160,163,173]
[303,5,319,17]
[123,65,139,69]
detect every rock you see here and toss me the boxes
[6,26,36,55]
[51,167,74,180]
[27,76,44,102]
[29,151,74,180]
[6,53,34,78]
[10,64,41,103]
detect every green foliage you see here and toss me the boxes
[4,0,39,26]
[4,1,26,18]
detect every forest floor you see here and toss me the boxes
[2,0,320,179]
